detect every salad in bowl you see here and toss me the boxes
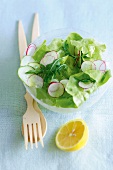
[18,29,112,113]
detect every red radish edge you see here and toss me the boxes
[99,60,106,72]
[49,81,59,85]
[26,43,37,55]
[78,50,81,56]
[93,59,104,67]
[48,82,63,92]
[74,56,80,66]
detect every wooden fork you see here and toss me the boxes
[23,93,44,149]
[18,14,44,149]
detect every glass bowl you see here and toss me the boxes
[24,28,113,113]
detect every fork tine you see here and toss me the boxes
[23,123,28,150]
[28,124,33,149]
[37,121,44,147]
[33,123,38,148]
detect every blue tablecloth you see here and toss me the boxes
[0,0,113,169]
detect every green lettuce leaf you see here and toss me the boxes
[84,70,108,84]
[64,56,80,74]
[71,38,106,61]
[65,76,89,107]
[67,32,83,41]
[54,55,80,80]
[65,32,83,56]
[84,70,104,82]
[37,88,76,108]
[33,40,49,62]
[72,72,91,81]
[99,70,111,86]
[57,50,65,58]
[56,92,76,108]
[37,88,56,106]
[48,38,63,51]
[65,69,111,107]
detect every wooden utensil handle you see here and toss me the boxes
[24,92,33,108]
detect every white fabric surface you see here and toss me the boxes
[0,0,113,169]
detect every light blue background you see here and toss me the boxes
[0,0,113,170]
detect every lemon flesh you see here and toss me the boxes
[56,119,88,151]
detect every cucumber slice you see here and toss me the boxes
[40,51,57,66]
[26,43,37,56]
[28,62,40,69]
[18,66,33,86]
[21,55,35,66]
[27,75,43,88]
[81,61,96,72]
[60,79,69,88]
[78,81,93,89]
[48,82,64,98]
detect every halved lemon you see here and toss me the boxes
[55,119,88,151]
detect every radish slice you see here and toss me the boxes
[28,62,40,69]
[99,61,106,72]
[21,55,35,66]
[60,79,69,88]
[40,51,57,66]
[48,82,64,97]
[81,61,96,72]
[26,43,37,56]
[78,81,94,89]
[18,66,33,86]
[49,83,59,92]
[27,75,43,88]
[93,60,106,72]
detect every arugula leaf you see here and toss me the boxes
[43,58,64,83]
[81,79,95,83]
[62,40,77,59]
[25,69,42,75]
[25,58,67,84]
[25,64,45,75]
